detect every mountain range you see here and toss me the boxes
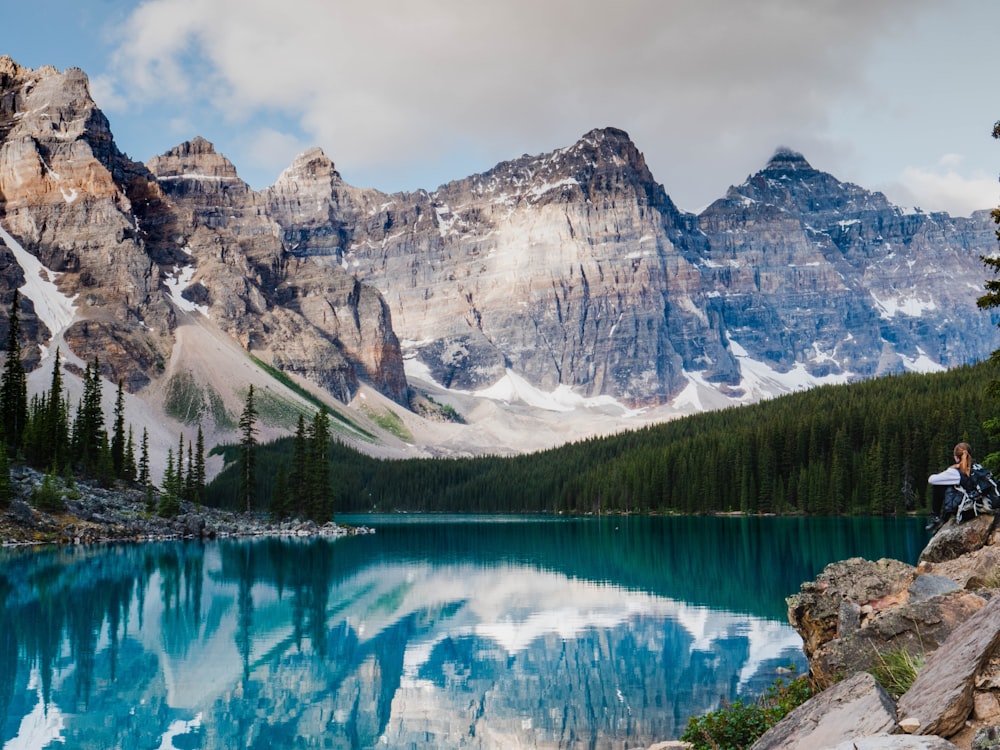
[1,56,997,473]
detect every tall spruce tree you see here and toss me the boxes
[0,289,28,451]
[159,448,180,517]
[111,380,126,478]
[176,433,185,497]
[194,425,206,504]
[73,358,105,473]
[45,348,69,469]
[123,426,137,483]
[239,385,258,513]
[138,427,150,486]
[307,406,331,521]
[290,414,308,517]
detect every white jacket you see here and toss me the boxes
[928,467,961,485]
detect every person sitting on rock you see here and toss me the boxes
[926,441,973,531]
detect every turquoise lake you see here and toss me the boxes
[0,515,928,749]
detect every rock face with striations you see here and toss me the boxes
[269,129,999,407]
[0,55,172,388]
[0,57,407,406]
[3,56,999,419]
[696,149,998,382]
[141,138,408,404]
[270,128,701,402]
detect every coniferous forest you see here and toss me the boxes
[206,360,1000,517]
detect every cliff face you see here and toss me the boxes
[0,57,407,406]
[271,128,701,402]
[3,56,998,430]
[270,130,999,408]
[696,149,998,384]
[0,56,171,388]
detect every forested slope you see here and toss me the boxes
[207,362,1000,516]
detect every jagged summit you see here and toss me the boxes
[147,137,246,186]
[0,54,22,80]
[165,136,218,157]
[275,146,342,185]
[763,147,813,172]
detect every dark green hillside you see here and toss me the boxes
[206,362,1000,517]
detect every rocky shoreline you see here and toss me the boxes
[745,511,1000,750]
[0,465,369,546]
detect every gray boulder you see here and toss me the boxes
[897,595,1000,738]
[749,672,897,750]
[824,737,959,749]
[919,514,997,564]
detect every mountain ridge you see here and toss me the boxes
[1,57,998,473]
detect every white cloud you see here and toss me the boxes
[236,127,312,178]
[87,73,127,113]
[105,0,995,210]
[890,165,998,217]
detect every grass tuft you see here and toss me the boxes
[869,646,925,699]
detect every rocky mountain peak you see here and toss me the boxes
[447,125,675,220]
[147,137,245,185]
[549,126,651,178]
[721,144,891,219]
[762,147,814,173]
[0,55,23,83]
[275,146,342,186]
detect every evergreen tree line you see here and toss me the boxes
[205,361,1000,517]
[0,291,205,514]
[208,402,335,522]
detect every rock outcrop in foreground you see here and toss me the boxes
[765,514,1000,750]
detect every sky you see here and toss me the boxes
[3,0,999,216]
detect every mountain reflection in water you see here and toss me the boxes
[0,515,924,749]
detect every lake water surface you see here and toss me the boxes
[0,515,927,749]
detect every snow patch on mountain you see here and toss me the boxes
[728,338,853,401]
[405,356,643,417]
[0,223,78,341]
[870,290,937,318]
[164,265,209,316]
[900,347,946,374]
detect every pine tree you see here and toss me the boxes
[45,348,69,469]
[176,433,185,498]
[73,358,105,473]
[290,414,308,517]
[123,426,137,483]
[111,379,126,478]
[185,441,195,502]
[307,406,331,521]
[194,425,206,505]
[0,289,28,451]
[159,448,180,517]
[138,427,150,486]
[96,430,115,487]
[239,386,258,513]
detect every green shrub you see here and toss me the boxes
[158,491,181,518]
[681,674,811,750]
[32,471,65,513]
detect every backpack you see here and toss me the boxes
[946,463,1000,521]
[962,463,1000,509]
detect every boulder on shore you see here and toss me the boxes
[782,511,1000,748]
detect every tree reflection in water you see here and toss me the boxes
[0,516,923,749]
